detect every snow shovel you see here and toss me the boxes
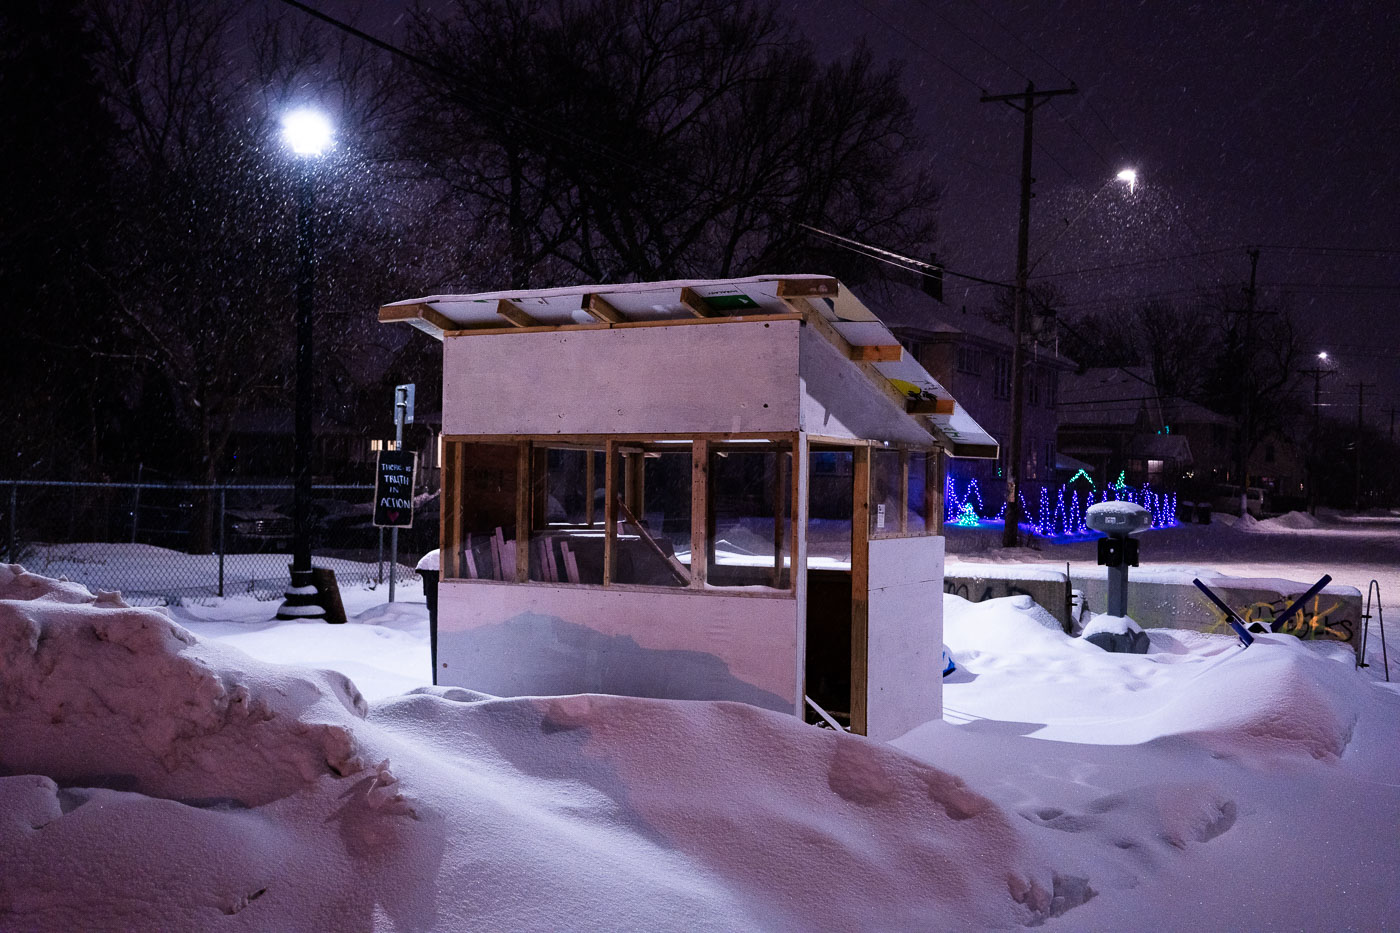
[1191,578,1254,648]
[1262,574,1332,634]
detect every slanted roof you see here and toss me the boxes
[860,281,1076,368]
[380,274,997,458]
[1057,367,1163,428]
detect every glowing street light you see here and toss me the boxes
[281,108,333,157]
[277,108,334,621]
[1115,168,1138,193]
[1318,351,1329,361]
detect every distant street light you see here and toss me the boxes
[1008,167,1139,546]
[1318,351,1329,361]
[277,108,333,621]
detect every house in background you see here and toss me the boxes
[1056,367,1184,487]
[863,280,1074,493]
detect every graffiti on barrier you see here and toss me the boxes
[1202,593,1355,642]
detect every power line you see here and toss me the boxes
[910,0,1029,82]
[843,0,986,93]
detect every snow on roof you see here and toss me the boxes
[1057,367,1163,428]
[381,274,999,457]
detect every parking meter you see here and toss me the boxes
[1086,501,1151,617]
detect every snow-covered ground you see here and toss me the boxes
[2,513,1398,930]
[950,509,1400,679]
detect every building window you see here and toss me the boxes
[611,442,693,588]
[898,336,923,363]
[869,448,940,539]
[956,345,983,375]
[442,435,802,593]
[992,355,1011,400]
[527,446,607,585]
[708,442,793,588]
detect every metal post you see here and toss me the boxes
[278,161,324,620]
[1107,561,1128,617]
[131,462,143,544]
[6,484,15,563]
[389,386,406,603]
[378,526,384,585]
[218,488,226,598]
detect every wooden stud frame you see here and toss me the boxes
[440,432,800,598]
[850,444,871,736]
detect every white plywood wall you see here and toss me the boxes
[797,326,933,445]
[864,534,944,740]
[443,319,801,436]
[436,581,800,712]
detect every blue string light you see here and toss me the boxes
[944,470,1179,538]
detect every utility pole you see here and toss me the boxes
[982,81,1077,547]
[1231,248,1261,518]
[1385,405,1398,444]
[1297,362,1335,514]
[1346,380,1375,511]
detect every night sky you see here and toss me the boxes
[333,1,1400,423]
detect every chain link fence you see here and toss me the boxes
[0,481,439,607]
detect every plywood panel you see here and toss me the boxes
[444,319,800,436]
[436,582,799,711]
[865,535,944,741]
[798,326,932,446]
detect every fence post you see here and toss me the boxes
[218,488,226,598]
[6,484,15,563]
[130,463,143,544]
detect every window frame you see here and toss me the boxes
[440,432,801,598]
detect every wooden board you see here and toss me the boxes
[443,319,801,436]
[435,582,800,708]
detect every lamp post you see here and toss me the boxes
[1299,351,1335,515]
[277,108,333,621]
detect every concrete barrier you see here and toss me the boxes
[945,562,1362,657]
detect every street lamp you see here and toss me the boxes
[277,108,333,621]
[1006,168,1139,546]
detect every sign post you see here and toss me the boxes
[377,384,416,602]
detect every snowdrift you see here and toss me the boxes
[0,566,1086,931]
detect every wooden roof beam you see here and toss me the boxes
[378,301,455,333]
[851,344,904,363]
[496,298,542,328]
[679,286,721,318]
[906,397,956,416]
[583,293,628,324]
[775,277,839,300]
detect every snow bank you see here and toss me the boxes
[1247,510,1324,531]
[0,564,370,807]
[938,592,1367,756]
[0,566,1089,930]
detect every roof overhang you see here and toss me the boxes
[381,275,998,458]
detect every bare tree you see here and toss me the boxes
[396,0,938,289]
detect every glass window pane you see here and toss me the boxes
[906,451,930,535]
[448,441,519,581]
[611,445,692,587]
[708,444,792,589]
[870,448,902,537]
[529,446,606,585]
[808,447,852,568]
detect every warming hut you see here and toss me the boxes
[380,275,996,739]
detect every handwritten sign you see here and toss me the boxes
[373,450,418,528]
